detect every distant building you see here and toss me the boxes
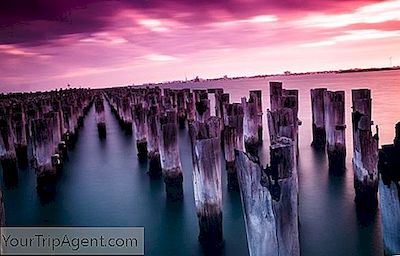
[284,71,291,75]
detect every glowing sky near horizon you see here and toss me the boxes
[0,0,400,92]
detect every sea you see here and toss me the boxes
[2,70,400,255]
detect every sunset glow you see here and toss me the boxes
[0,0,399,92]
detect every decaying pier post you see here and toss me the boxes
[195,98,211,123]
[270,81,283,111]
[177,90,187,128]
[269,137,299,256]
[235,136,299,256]
[62,105,76,144]
[207,88,224,118]
[324,90,346,172]
[189,117,223,249]
[11,104,28,162]
[50,99,67,159]
[132,103,148,161]
[94,96,106,138]
[242,97,259,155]
[146,104,162,178]
[186,92,196,122]
[311,88,327,148]
[249,90,263,142]
[121,97,133,133]
[268,82,300,156]
[352,89,379,209]
[158,109,183,201]
[378,123,400,256]
[31,117,59,193]
[223,103,244,190]
[0,115,18,184]
[235,151,279,256]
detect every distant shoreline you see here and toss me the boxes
[157,66,400,85]
[2,67,400,94]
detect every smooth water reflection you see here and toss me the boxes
[2,70,400,255]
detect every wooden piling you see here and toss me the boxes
[195,99,211,123]
[242,97,259,155]
[132,103,148,161]
[94,96,106,138]
[269,137,300,256]
[189,117,223,250]
[223,103,244,190]
[177,90,187,128]
[311,88,327,148]
[31,117,59,193]
[268,82,300,156]
[235,136,299,256]
[235,150,279,255]
[11,104,28,162]
[147,104,162,178]
[158,109,183,201]
[378,122,400,256]
[351,89,378,209]
[186,92,196,122]
[0,116,18,185]
[249,90,263,142]
[324,90,346,172]
[122,97,133,133]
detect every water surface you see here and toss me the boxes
[2,70,400,255]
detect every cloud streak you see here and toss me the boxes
[0,0,399,92]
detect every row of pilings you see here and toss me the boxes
[98,83,300,255]
[0,88,94,206]
[310,88,379,208]
[310,87,399,255]
[0,82,398,255]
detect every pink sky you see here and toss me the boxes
[0,0,399,92]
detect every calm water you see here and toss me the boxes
[2,70,400,255]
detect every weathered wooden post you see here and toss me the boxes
[11,104,28,162]
[122,97,133,133]
[189,117,223,250]
[31,117,59,194]
[158,109,183,201]
[235,136,299,256]
[51,98,67,159]
[270,81,283,111]
[249,90,263,142]
[209,88,224,118]
[235,150,279,256]
[147,104,162,178]
[94,96,106,138]
[186,92,196,123]
[242,97,259,155]
[195,99,211,123]
[269,137,300,256]
[223,103,244,190]
[352,89,379,209]
[268,82,300,156]
[311,88,327,148]
[220,93,230,120]
[177,90,187,128]
[324,90,346,172]
[378,123,400,256]
[0,116,18,184]
[132,103,148,161]
[45,111,63,169]
[62,105,75,145]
